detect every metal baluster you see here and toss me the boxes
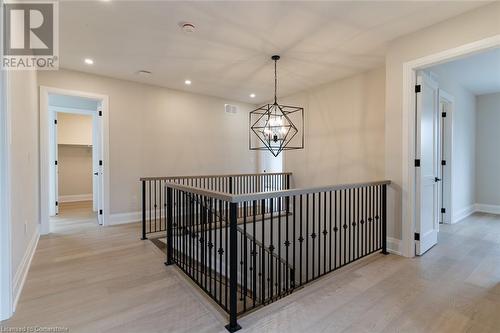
[260,198,265,304]
[269,198,274,300]
[252,200,257,308]
[305,194,309,283]
[141,180,147,239]
[299,194,303,286]
[323,191,327,275]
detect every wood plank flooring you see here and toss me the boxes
[2,206,500,333]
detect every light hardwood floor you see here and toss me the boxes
[2,208,500,333]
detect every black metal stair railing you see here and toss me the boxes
[139,172,291,239]
[164,179,390,332]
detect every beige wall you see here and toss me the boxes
[57,113,93,146]
[282,67,386,188]
[58,145,93,197]
[476,92,500,206]
[38,69,259,215]
[9,70,39,283]
[385,2,500,240]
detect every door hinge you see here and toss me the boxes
[441,160,446,166]
[415,85,421,93]
[54,119,57,125]
[442,112,447,118]
[99,160,103,166]
[441,208,446,214]
[414,233,420,241]
[98,110,102,116]
[55,201,58,206]
[55,160,58,165]
[414,159,421,167]
[99,209,103,215]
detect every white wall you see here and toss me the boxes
[425,68,477,222]
[57,113,93,146]
[58,145,93,198]
[385,2,500,240]
[8,70,40,306]
[281,67,386,188]
[38,69,260,216]
[476,92,500,207]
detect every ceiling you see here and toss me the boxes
[429,48,500,95]
[59,1,490,103]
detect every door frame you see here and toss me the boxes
[40,86,110,234]
[48,105,100,216]
[0,64,13,321]
[438,90,454,224]
[401,34,500,258]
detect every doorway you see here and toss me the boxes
[402,35,500,257]
[49,96,100,231]
[40,87,110,235]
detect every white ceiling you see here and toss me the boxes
[59,1,490,103]
[429,48,500,95]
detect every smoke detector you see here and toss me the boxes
[181,22,196,33]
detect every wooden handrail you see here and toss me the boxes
[165,180,391,203]
[140,172,292,181]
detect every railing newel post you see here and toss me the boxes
[381,184,389,255]
[165,186,174,265]
[141,180,147,240]
[225,201,241,332]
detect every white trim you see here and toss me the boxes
[59,194,93,203]
[109,210,168,225]
[386,237,402,256]
[40,86,110,234]
[452,205,476,223]
[0,12,13,319]
[401,35,500,258]
[12,225,39,312]
[438,90,454,225]
[475,203,500,215]
[109,211,142,225]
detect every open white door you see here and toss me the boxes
[95,107,104,225]
[415,73,440,255]
[49,110,59,216]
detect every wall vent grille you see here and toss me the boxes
[225,104,238,114]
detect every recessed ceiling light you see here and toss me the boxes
[84,58,94,65]
[180,22,196,33]
[184,79,192,85]
[137,70,152,76]
[250,93,256,98]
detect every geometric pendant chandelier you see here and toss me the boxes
[249,55,304,157]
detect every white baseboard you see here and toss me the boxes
[386,237,402,256]
[475,203,500,215]
[452,204,475,223]
[59,194,92,203]
[13,225,39,311]
[109,211,141,225]
[110,210,167,225]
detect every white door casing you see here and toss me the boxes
[95,105,104,225]
[49,111,59,216]
[438,90,454,224]
[415,73,440,255]
[40,87,110,234]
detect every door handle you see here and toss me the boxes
[435,177,441,182]
[94,172,98,176]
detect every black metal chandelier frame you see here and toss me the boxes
[249,55,304,157]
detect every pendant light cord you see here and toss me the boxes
[274,58,278,104]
